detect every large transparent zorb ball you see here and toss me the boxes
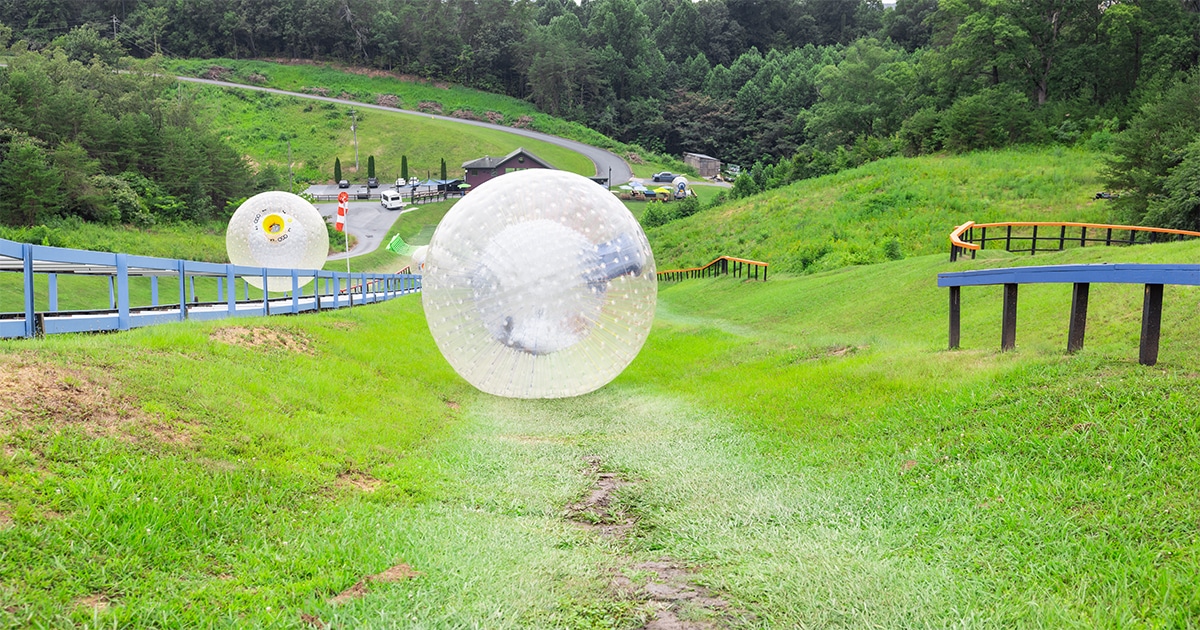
[226,191,329,292]
[423,169,657,399]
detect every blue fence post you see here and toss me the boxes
[292,270,299,313]
[178,260,188,321]
[116,253,130,331]
[48,273,58,312]
[262,268,269,316]
[150,276,159,306]
[226,265,236,316]
[216,276,223,303]
[22,244,34,338]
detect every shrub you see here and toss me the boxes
[641,202,678,228]
[938,87,1040,153]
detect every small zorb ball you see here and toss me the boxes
[225,191,330,292]
[423,169,657,399]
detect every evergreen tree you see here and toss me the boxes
[367,155,376,178]
[440,158,447,180]
[0,136,63,226]
[334,157,342,182]
[401,155,409,181]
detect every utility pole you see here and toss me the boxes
[349,110,359,171]
[287,139,294,192]
[112,15,119,39]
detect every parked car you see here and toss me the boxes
[651,172,675,182]
[338,179,350,188]
[367,177,379,188]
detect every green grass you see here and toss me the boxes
[168,59,687,177]
[3,148,1198,626]
[3,237,1199,626]
[185,84,594,183]
[648,146,1108,273]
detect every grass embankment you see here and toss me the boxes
[184,85,594,183]
[168,59,689,177]
[649,147,1108,273]
[2,236,1199,626]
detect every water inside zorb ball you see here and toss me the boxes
[423,169,657,399]
[226,191,330,292]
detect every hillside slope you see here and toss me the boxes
[649,147,1108,273]
[1,238,1197,626]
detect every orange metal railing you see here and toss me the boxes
[657,256,768,282]
[949,221,1200,261]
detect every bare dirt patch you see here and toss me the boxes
[0,509,12,529]
[565,456,636,538]
[0,355,186,443]
[301,86,331,97]
[203,65,232,81]
[451,109,482,121]
[333,470,383,493]
[73,594,111,612]
[612,561,732,629]
[565,457,743,628]
[512,115,534,129]
[329,563,421,605]
[300,611,326,628]
[376,94,401,108]
[486,111,504,124]
[444,400,461,410]
[209,326,313,354]
[418,101,444,115]
[625,152,646,165]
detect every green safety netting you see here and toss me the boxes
[386,235,416,255]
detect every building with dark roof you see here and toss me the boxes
[462,148,555,189]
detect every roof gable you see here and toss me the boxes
[462,147,554,170]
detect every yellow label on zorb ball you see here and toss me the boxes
[260,213,288,242]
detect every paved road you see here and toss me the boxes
[175,76,632,185]
[315,199,411,261]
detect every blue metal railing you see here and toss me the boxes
[0,239,421,339]
[938,263,1200,365]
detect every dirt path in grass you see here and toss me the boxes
[564,456,737,629]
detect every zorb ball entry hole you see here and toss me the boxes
[423,169,657,399]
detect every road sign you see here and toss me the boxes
[338,191,349,203]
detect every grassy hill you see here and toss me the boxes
[1,235,1199,626]
[648,147,1108,273]
[169,59,688,178]
[183,84,594,184]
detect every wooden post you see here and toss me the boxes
[1001,283,1018,350]
[949,286,961,350]
[1139,283,1164,366]
[1067,282,1089,353]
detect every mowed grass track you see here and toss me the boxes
[186,85,595,184]
[2,237,1199,626]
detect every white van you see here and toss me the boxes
[380,190,407,211]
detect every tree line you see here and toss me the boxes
[4,1,1200,228]
[0,25,257,227]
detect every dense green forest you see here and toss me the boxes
[0,26,259,228]
[4,1,1200,229]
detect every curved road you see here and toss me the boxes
[175,76,632,184]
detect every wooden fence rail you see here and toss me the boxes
[657,256,769,282]
[937,263,1200,365]
[948,221,1200,262]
